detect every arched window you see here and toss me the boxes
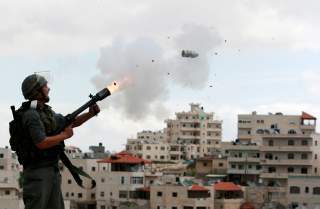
[313,187,320,195]
[288,129,296,135]
[290,186,300,194]
[288,140,295,146]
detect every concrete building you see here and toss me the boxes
[60,157,99,209]
[195,156,228,177]
[150,184,213,209]
[238,111,316,145]
[0,147,22,209]
[96,151,151,209]
[127,104,223,162]
[287,176,320,209]
[214,182,244,209]
[225,143,261,184]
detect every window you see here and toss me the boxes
[91,167,96,172]
[71,192,74,197]
[100,192,104,197]
[131,177,143,184]
[119,191,127,198]
[231,164,236,169]
[121,176,125,184]
[313,187,320,195]
[172,207,177,209]
[78,193,82,198]
[157,191,162,197]
[305,187,309,193]
[256,165,261,170]
[302,140,308,146]
[146,146,151,150]
[0,154,3,158]
[161,147,165,150]
[268,167,276,173]
[256,129,264,134]
[203,162,207,167]
[66,192,69,197]
[315,154,318,160]
[91,193,95,199]
[101,178,105,183]
[301,153,308,159]
[290,186,300,194]
[172,192,178,197]
[315,167,318,173]
[301,168,308,174]
[288,153,294,159]
[268,140,274,146]
[315,141,318,146]
[288,140,294,146]
[219,163,224,167]
[5,190,10,195]
[288,167,294,173]
[288,129,296,134]
[101,206,106,209]
[68,179,72,184]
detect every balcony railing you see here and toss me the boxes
[260,146,311,152]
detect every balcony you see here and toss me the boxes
[228,157,260,163]
[180,126,201,131]
[260,173,288,179]
[300,124,316,130]
[225,145,259,151]
[260,146,311,152]
[260,159,312,166]
[227,169,261,175]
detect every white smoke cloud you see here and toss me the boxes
[92,24,222,120]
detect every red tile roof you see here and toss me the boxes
[214,182,241,191]
[302,112,316,120]
[241,202,255,209]
[97,152,151,164]
[188,185,209,191]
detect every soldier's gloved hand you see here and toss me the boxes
[62,125,74,139]
[89,104,100,116]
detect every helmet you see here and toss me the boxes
[21,74,48,100]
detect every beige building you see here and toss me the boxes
[195,156,228,176]
[287,176,320,209]
[127,104,223,162]
[150,184,213,209]
[96,151,151,209]
[214,182,244,209]
[225,143,261,184]
[238,111,316,145]
[60,157,99,209]
[0,147,22,209]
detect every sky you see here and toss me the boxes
[1,0,320,152]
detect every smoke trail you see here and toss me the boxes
[92,24,222,120]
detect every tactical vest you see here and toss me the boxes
[10,102,62,168]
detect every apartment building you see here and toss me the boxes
[195,156,228,176]
[214,182,244,209]
[96,151,151,209]
[238,111,316,145]
[225,143,261,184]
[60,157,99,209]
[0,147,22,209]
[150,184,213,209]
[287,176,320,209]
[127,104,222,162]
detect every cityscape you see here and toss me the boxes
[1,103,319,209]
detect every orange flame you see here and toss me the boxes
[106,76,132,94]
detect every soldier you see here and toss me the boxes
[19,73,100,209]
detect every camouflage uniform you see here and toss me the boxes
[21,103,66,209]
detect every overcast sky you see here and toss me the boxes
[1,0,320,152]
